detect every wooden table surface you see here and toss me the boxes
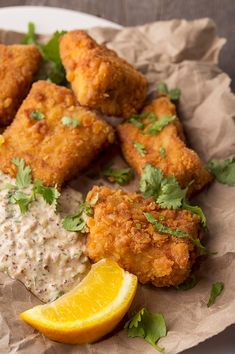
[1,0,235,90]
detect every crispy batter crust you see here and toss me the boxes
[117,96,212,194]
[60,30,148,118]
[86,186,202,287]
[0,44,41,126]
[0,81,114,187]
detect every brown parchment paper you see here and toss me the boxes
[0,18,235,354]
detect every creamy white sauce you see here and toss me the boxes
[0,172,90,303]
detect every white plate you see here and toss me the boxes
[0,5,121,34]
[0,5,234,354]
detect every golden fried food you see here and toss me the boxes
[0,80,114,187]
[117,96,212,194]
[0,44,41,126]
[86,186,202,287]
[60,30,148,118]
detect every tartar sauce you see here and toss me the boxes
[0,172,90,303]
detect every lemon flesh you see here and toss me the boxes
[20,259,137,344]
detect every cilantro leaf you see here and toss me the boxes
[125,308,166,352]
[140,165,207,226]
[12,157,32,189]
[156,175,187,210]
[33,180,60,205]
[8,191,33,214]
[168,88,181,100]
[62,202,93,232]
[61,116,80,128]
[207,157,235,185]
[23,23,67,85]
[144,115,176,136]
[22,22,37,45]
[176,275,199,290]
[102,165,134,185]
[207,282,224,307]
[30,110,45,121]
[128,118,145,129]
[159,147,166,158]
[182,201,207,227]
[157,82,181,101]
[133,142,146,157]
[144,212,191,239]
[156,82,168,96]
[139,164,163,199]
[128,112,151,130]
[41,31,66,65]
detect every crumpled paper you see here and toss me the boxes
[0,18,235,354]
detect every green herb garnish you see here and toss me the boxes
[8,190,33,214]
[133,142,146,157]
[144,212,190,239]
[144,115,176,136]
[61,116,80,128]
[159,147,166,158]
[22,23,67,85]
[207,157,235,185]
[33,180,60,206]
[207,282,224,307]
[12,158,32,188]
[8,158,60,214]
[125,308,167,352]
[21,22,37,45]
[30,110,45,121]
[128,112,151,130]
[136,223,142,230]
[62,201,94,232]
[102,165,134,185]
[140,164,206,226]
[182,201,207,227]
[157,82,181,101]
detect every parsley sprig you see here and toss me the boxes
[157,82,181,101]
[22,22,67,85]
[140,164,206,227]
[102,164,134,185]
[7,158,60,214]
[125,308,167,352]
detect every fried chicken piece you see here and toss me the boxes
[0,44,41,126]
[117,96,212,194]
[60,30,148,118]
[0,81,114,187]
[86,186,202,287]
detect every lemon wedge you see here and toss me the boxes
[20,259,137,344]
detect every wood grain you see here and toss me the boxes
[1,0,235,89]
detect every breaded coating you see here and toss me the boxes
[60,30,148,118]
[0,44,41,126]
[0,81,114,187]
[86,186,202,287]
[117,96,212,194]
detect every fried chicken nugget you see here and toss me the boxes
[60,30,148,118]
[86,186,202,287]
[117,96,212,194]
[0,44,41,126]
[0,81,114,187]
